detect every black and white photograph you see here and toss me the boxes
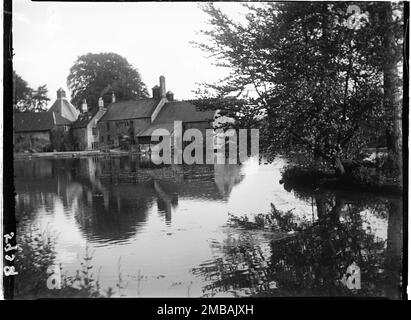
[2,0,407,303]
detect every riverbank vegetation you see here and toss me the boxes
[280,150,401,194]
[14,227,109,298]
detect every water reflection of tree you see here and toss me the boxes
[74,182,156,244]
[193,191,403,298]
[268,192,387,297]
[192,231,275,297]
[214,163,244,198]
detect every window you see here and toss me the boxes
[107,134,110,142]
[92,127,97,136]
[106,122,110,130]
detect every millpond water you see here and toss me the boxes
[14,155,403,298]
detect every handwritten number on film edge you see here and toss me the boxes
[4,233,19,276]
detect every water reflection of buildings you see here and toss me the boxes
[95,156,244,228]
[14,156,244,244]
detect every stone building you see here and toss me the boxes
[97,76,216,151]
[71,97,107,150]
[14,111,72,151]
[14,88,79,152]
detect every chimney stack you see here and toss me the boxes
[98,97,104,110]
[111,92,116,104]
[166,91,174,101]
[159,75,166,98]
[81,99,88,113]
[152,85,160,100]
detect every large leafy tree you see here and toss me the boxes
[13,71,50,112]
[67,52,149,108]
[195,2,403,176]
[13,71,31,103]
[380,2,403,188]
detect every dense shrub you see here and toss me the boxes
[281,158,397,192]
[350,166,387,187]
[14,136,50,153]
[14,227,57,298]
[280,165,332,188]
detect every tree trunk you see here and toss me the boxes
[313,146,322,170]
[383,2,403,189]
[335,157,346,176]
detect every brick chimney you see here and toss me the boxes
[159,75,166,98]
[81,99,88,113]
[150,76,170,122]
[152,85,160,100]
[98,97,104,110]
[166,91,174,101]
[57,88,66,99]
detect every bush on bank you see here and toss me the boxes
[280,159,401,194]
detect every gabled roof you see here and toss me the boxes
[14,112,71,132]
[137,122,175,137]
[99,99,158,122]
[153,101,216,124]
[48,98,79,122]
[137,101,216,137]
[71,108,99,129]
[54,113,72,126]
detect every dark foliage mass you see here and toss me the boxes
[67,52,149,109]
[13,71,50,112]
[194,2,403,180]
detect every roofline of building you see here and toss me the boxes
[98,116,151,122]
[153,119,213,125]
[184,119,214,123]
[14,129,50,133]
[72,109,105,128]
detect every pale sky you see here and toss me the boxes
[13,1,249,108]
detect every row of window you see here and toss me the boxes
[116,120,131,129]
[105,120,133,131]
[100,134,115,147]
